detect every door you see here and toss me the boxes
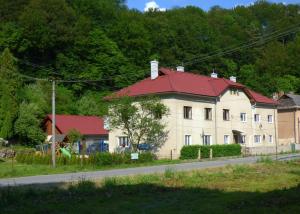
[233,134,239,144]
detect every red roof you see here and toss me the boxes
[46,115,108,135]
[113,68,277,105]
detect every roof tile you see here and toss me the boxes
[113,68,276,105]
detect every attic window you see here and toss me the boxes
[230,89,239,95]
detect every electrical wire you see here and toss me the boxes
[182,23,300,66]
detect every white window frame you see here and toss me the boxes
[203,135,212,146]
[224,135,230,144]
[240,113,247,122]
[184,135,192,146]
[223,109,230,121]
[183,106,192,119]
[241,135,246,144]
[254,135,261,143]
[268,115,273,123]
[204,108,212,120]
[254,114,260,123]
[118,136,129,147]
[268,135,273,143]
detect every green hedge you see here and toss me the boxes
[16,151,156,166]
[180,144,241,160]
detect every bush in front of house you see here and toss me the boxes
[179,145,201,160]
[16,151,157,166]
[180,144,241,160]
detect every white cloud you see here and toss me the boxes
[144,1,166,12]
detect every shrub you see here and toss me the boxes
[180,145,201,160]
[138,152,156,163]
[180,144,241,160]
[16,151,157,166]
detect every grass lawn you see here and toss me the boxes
[1,160,300,213]
[0,158,184,178]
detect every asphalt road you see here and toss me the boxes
[1,153,300,187]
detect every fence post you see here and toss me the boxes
[170,150,173,160]
[198,147,201,160]
[210,148,213,159]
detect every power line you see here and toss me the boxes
[182,23,300,67]
[184,22,300,64]
[17,73,48,81]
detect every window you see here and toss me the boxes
[240,113,247,122]
[254,135,261,143]
[205,108,212,120]
[230,89,239,95]
[224,135,230,144]
[269,135,273,143]
[223,109,230,121]
[268,115,273,123]
[119,137,129,147]
[203,135,211,145]
[254,114,260,123]
[184,135,192,146]
[241,135,246,144]
[184,106,192,119]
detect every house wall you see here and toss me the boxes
[277,109,300,145]
[45,120,61,135]
[84,135,108,147]
[108,89,277,159]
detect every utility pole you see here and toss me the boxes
[51,79,56,168]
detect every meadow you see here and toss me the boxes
[1,160,300,214]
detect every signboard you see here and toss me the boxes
[131,153,139,160]
[48,134,66,143]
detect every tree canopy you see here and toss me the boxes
[0,0,300,144]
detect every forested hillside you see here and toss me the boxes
[1,0,300,144]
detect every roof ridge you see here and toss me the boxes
[48,114,100,118]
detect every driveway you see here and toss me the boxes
[1,153,299,187]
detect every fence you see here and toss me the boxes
[242,144,300,156]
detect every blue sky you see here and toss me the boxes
[127,0,300,11]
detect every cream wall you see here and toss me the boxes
[108,90,277,158]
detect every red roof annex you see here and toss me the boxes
[114,67,277,105]
[46,115,108,135]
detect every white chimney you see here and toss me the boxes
[151,60,159,80]
[211,72,218,78]
[176,66,184,72]
[230,76,236,82]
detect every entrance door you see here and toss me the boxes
[233,134,239,144]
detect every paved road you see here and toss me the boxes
[1,153,300,187]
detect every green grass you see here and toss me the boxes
[0,158,183,178]
[1,161,300,213]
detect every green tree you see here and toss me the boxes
[66,129,82,153]
[0,48,20,139]
[107,96,169,152]
[14,102,46,145]
[76,91,109,116]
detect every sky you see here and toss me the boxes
[127,0,300,12]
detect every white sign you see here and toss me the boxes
[131,153,139,160]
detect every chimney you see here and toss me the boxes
[176,66,184,72]
[230,76,236,82]
[151,60,159,80]
[211,71,218,78]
